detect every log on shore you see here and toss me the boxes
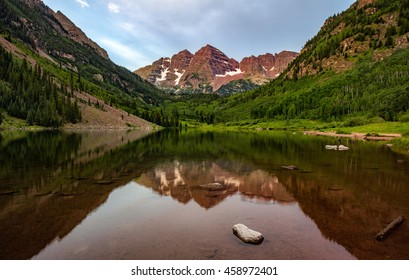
[375,216,405,241]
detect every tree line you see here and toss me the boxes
[140,108,181,128]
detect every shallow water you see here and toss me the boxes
[1,130,408,260]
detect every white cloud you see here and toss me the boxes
[117,22,134,32]
[75,0,89,8]
[99,37,151,69]
[108,2,120,13]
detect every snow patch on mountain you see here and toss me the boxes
[216,68,244,77]
[157,67,169,82]
[174,69,185,86]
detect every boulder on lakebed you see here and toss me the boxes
[232,224,264,245]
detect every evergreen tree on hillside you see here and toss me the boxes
[0,46,81,127]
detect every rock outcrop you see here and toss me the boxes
[358,0,375,9]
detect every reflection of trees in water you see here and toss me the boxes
[0,131,82,179]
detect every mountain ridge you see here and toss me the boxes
[135,45,298,94]
[53,10,109,60]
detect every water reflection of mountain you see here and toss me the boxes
[136,161,295,209]
[1,129,408,259]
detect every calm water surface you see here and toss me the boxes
[0,129,408,260]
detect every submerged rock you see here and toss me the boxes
[281,165,298,170]
[328,188,344,192]
[326,145,349,151]
[232,224,264,245]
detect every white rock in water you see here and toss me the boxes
[326,145,338,150]
[325,145,349,151]
[233,224,264,245]
[338,145,350,151]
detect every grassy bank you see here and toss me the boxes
[0,113,43,130]
[182,119,409,153]
[390,137,409,154]
[185,119,409,134]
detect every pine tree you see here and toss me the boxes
[385,36,394,48]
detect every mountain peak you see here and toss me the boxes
[189,44,239,74]
[195,44,230,59]
[178,49,193,56]
[203,44,217,49]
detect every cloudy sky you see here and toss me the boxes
[42,0,356,71]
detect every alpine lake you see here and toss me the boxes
[0,129,408,260]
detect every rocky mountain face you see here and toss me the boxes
[136,50,194,88]
[135,45,298,94]
[53,11,109,59]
